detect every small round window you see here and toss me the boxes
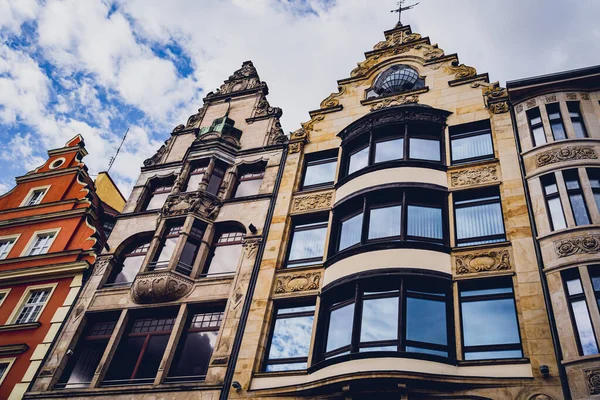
[372,65,425,97]
[49,158,65,169]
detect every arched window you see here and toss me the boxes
[367,65,425,98]
[105,237,152,287]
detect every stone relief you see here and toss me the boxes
[445,62,477,79]
[526,99,537,109]
[290,115,325,142]
[581,92,590,100]
[275,272,321,294]
[373,30,422,50]
[292,192,333,212]
[243,237,261,259]
[370,94,419,111]
[320,85,346,109]
[566,92,578,100]
[528,395,554,400]
[266,120,288,145]
[413,43,445,60]
[185,105,206,129]
[451,165,498,187]
[489,101,509,114]
[93,256,112,276]
[515,104,524,113]
[206,61,267,98]
[586,369,600,395]
[131,272,193,304]
[455,250,511,275]
[471,81,509,114]
[248,97,282,121]
[545,94,557,103]
[288,142,303,154]
[160,191,221,219]
[555,235,600,258]
[144,137,172,167]
[536,146,597,167]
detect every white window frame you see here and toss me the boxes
[0,357,16,386]
[20,228,60,257]
[0,289,10,308]
[0,234,19,260]
[19,185,50,207]
[6,283,57,325]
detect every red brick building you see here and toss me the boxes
[0,135,124,399]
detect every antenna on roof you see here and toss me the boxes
[107,127,129,173]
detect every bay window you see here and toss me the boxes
[234,167,264,198]
[567,102,587,138]
[204,230,245,276]
[150,222,184,271]
[185,164,208,192]
[144,179,174,211]
[562,269,599,356]
[563,169,590,226]
[454,187,505,247]
[105,240,150,286]
[527,107,546,146]
[449,120,494,164]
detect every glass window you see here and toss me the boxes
[568,102,587,138]
[541,174,567,230]
[150,223,183,271]
[449,120,494,164]
[527,108,546,146]
[204,231,245,276]
[407,205,443,240]
[0,238,16,260]
[409,138,440,161]
[146,184,172,211]
[287,220,327,268]
[167,310,223,381]
[185,165,207,192]
[454,188,505,246]
[339,212,363,251]
[106,241,150,287]
[587,169,600,216]
[326,302,355,355]
[368,205,401,240]
[375,137,404,163]
[406,287,448,357]
[460,278,522,360]
[176,223,204,276]
[24,188,46,206]
[206,165,225,195]
[563,269,599,356]
[27,232,56,256]
[234,170,264,198]
[589,266,600,311]
[371,65,424,97]
[546,103,566,140]
[302,153,337,189]
[563,169,590,226]
[348,146,369,175]
[15,288,51,324]
[264,304,315,371]
[57,315,118,389]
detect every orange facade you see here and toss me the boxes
[0,135,122,399]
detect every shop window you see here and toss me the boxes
[454,187,505,247]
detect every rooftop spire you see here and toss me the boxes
[390,0,419,28]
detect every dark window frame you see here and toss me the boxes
[562,268,599,356]
[545,103,567,141]
[300,150,339,191]
[184,163,209,193]
[563,169,590,226]
[587,168,600,215]
[105,241,151,287]
[567,101,588,138]
[284,215,329,268]
[449,120,494,165]
[202,229,246,277]
[540,173,567,231]
[453,186,506,247]
[526,107,546,147]
[140,176,175,212]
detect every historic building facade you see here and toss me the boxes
[0,135,123,399]
[507,66,600,399]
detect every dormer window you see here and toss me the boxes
[367,65,425,99]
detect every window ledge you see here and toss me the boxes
[294,185,335,196]
[0,322,41,332]
[451,241,511,253]
[457,357,530,366]
[254,370,308,378]
[447,158,499,171]
[562,353,600,366]
[222,193,272,204]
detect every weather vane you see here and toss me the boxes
[391,0,419,26]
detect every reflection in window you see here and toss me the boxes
[302,152,338,189]
[146,183,173,211]
[568,102,587,138]
[286,219,328,268]
[177,222,205,276]
[409,138,440,161]
[460,278,522,360]
[24,188,46,206]
[185,165,208,192]
[368,205,401,240]
[106,241,150,287]
[234,169,264,198]
[527,108,546,146]
[15,288,51,324]
[27,232,56,256]
[563,269,599,356]
[167,310,223,381]
[206,164,225,195]
[150,223,183,271]
[454,188,505,247]
[348,146,369,175]
[587,169,600,215]
[541,174,567,231]
[265,304,315,371]
[339,212,363,251]
[204,231,245,276]
[375,137,404,163]
[0,238,16,260]
[546,103,567,140]
[589,266,600,311]
[449,120,494,164]
[563,169,590,226]
[368,65,425,98]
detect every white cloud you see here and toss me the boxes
[0,0,38,35]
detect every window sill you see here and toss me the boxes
[562,353,600,366]
[222,193,272,204]
[448,158,499,170]
[451,241,511,253]
[457,357,530,366]
[254,370,308,378]
[0,322,41,332]
[295,184,335,195]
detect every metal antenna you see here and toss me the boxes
[107,127,129,172]
[391,0,419,26]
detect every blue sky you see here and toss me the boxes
[0,0,598,197]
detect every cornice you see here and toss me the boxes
[0,259,90,283]
[0,343,29,354]
[0,198,80,216]
[15,166,87,184]
[0,207,98,229]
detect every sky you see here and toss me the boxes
[0,0,599,198]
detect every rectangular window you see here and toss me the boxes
[57,314,118,389]
[146,185,172,211]
[106,242,150,287]
[0,237,17,260]
[589,266,600,311]
[406,204,443,240]
[409,138,440,161]
[568,102,587,138]
[287,219,328,268]
[339,212,363,251]
[454,188,505,247]
[167,309,223,382]
[0,358,15,387]
[527,108,546,146]
[460,278,522,360]
[368,204,401,240]
[24,188,47,206]
[264,303,315,372]
[185,165,208,192]
[234,170,264,198]
[204,231,245,276]
[302,152,337,189]
[348,146,369,175]
[541,174,567,230]
[587,169,600,215]
[449,120,494,164]
[563,269,599,356]
[150,223,184,271]
[206,165,225,195]
[375,137,404,163]
[546,103,567,140]
[176,222,204,276]
[563,169,590,226]
[104,313,176,386]
[15,288,51,324]
[27,232,56,256]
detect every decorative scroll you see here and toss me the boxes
[275,272,321,294]
[413,43,445,60]
[450,165,498,187]
[370,94,419,111]
[455,250,511,275]
[185,105,206,129]
[132,272,193,304]
[160,191,221,219]
[586,369,600,395]
[536,146,597,167]
[446,62,477,79]
[373,30,422,50]
[472,81,509,114]
[292,192,333,212]
[555,235,600,258]
[247,96,282,123]
[144,137,172,167]
[320,85,346,109]
[266,120,288,145]
[288,142,303,154]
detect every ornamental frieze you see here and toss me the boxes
[370,94,419,111]
[131,271,194,304]
[536,146,597,167]
[275,272,321,294]
[586,369,600,395]
[450,165,498,187]
[555,235,600,258]
[292,192,333,213]
[455,250,511,275]
[160,191,221,219]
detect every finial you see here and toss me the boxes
[391,0,419,27]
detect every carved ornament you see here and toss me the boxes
[275,272,321,294]
[93,256,112,276]
[131,271,193,304]
[320,86,346,109]
[144,137,172,167]
[243,237,262,259]
[288,142,304,154]
[292,192,333,213]
[515,104,524,113]
[525,99,537,109]
[545,94,557,103]
[555,235,600,258]
[446,62,477,79]
[413,43,445,60]
[451,165,498,187]
[350,47,411,78]
[160,191,221,219]
[370,94,419,111]
[471,81,509,114]
[581,93,590,100]
[266,120,288,145]
[586,369,600,395]
[248,97,282,122]
[536,146,597,167]
[206,61,267,99]
[290,115,325,141]
[185,105,206,129]
[489,101,509,114]
[528,395,554,400]
[566,92,578,100]
[373,31,422,50]
[455,250,511,275]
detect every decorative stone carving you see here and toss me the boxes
[93,256,112,276]
[248,97,282,122]
[586,369,600,395]
[350,46,412,78]
[243,237,262,259]
[555,235,600,258]
[528,395,554,400]
[275,272,321,294]
[545,94,557,103]
[515,104,524,113]
[451,166,498,187]
[172,124,185,134]
[446,62,477,79]
[185,105,206,128]
[472,81,509,114]
[373,30,422,50]
[581,92,590,100]
[455,250,511,275]
[288,142,303,154]
[160,191,221,219]
[566,92,578,100]
[320,86,346,109]
[525,99,537,109]
[144,138,172,167]
[266,120,288,145]
[206,61,267,98]
[292,192,333,212]
[536,146,597,167]
[489,101,509,114]
[131,271,193,304]
[370,94,419,111]
[290,115,325,141]
[413,43,445,60]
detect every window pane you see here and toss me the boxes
[547,197,567,230]
[573,121,587,138]
[265,362,307,372]
[135,335,170,379]
[186,174,204,192]
[206,168,225,195]
[206,244,243,275]
[456,202,505,244]
[368,205,401,239]
[60,341,108,388]
[566,278,584,295]
[409,138,440,161]
[569,193,590,226]
[169,331,218,378]
[113,256,144,285]
[532,126,546,146]
[406,297,447,345]
[348,146,369,175]
[104,336,146,382]
[289,224,326,266]
[339,213,363,250]
[268,314,314,360]
[461,298,520,347]
[406,346,448,357]
[465,350,523,361]
[326,303,354,352]
[360,297,398,342]
[451,133,493,162]
[155,237,178,266]
[550,121,566,140]
[375,138,404,163]
[146,192,169,210]
[234,179,262,198]
[360,346,397,352]
[572,300,599,355]
[407,205,442,239]
[304,160,336,187]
